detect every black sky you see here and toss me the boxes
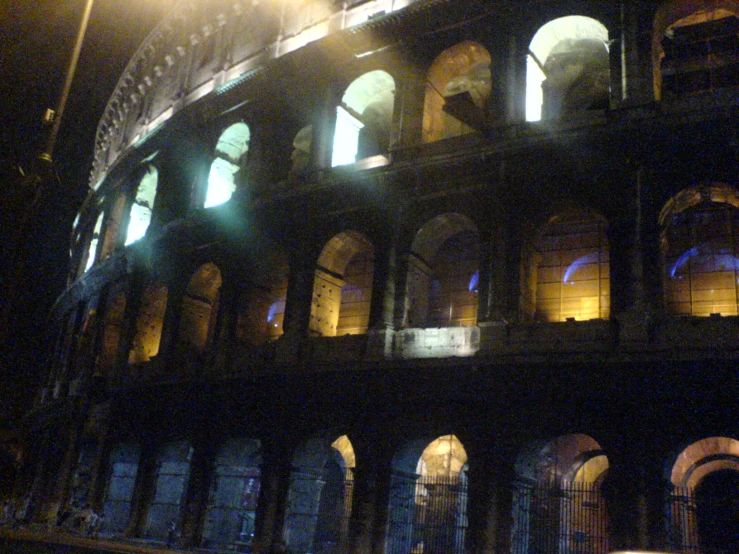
[0,0,177,423]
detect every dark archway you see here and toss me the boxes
[696,468,739,553]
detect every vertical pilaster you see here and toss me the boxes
[253,442,293,554]
[180,440,215,548]
[465,450,514,554]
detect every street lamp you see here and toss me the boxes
[39,0,96,167]
[0,0,96,344]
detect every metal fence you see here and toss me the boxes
[511,481,609,554]
[386,474,468,554]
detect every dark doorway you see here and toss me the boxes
[696,469,739,553]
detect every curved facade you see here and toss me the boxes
[10,0,739,553]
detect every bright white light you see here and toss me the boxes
[125,166,158,245]
[85,213,104,272]
[204,157,239,208]
[125,203,151,245]
[332,106,364,167]
[526,56,545,122]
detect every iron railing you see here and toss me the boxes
[386,473,468,554]
[511,481,609,554]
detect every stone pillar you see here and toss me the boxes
[180,440,215,548]
[621,1,654,105]
[312,84,340,170]
[275,254,314,362]
[394,67,425,149]
[205,279,236,375]
[603,439,657,552]
[365,236,398,359]
[47,401,87,526]
[252,443,293,554]
[616,163,654,346]
[344,440,389,554]
[465,450,515,554]
[126,441,157,537]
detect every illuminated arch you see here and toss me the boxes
[128,282,168,364]
[144,441,193,540]
[235,250,290,345]
[310,231,375,336]
[125,165,158,245]
[332,71,395,167]
[387,435,469,554]
[526,16,610,121]
[406,213,479,328]
[201,438,263,551]
[283,435,355,554]
[667,437,739,552]
[84,212,104,273]
[513,434,610,554]
[423,41,491,143]
[205,122,250,208]
[653,1,739,99]
[661,185,739,316]
[178,263,222,352]
[102,442,141,534]
[532,209,610,322]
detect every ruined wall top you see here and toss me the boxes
[90,0,422,189]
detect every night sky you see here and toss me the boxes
[0,0,177,423]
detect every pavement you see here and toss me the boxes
[0,526,191,553]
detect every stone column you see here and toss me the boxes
[179,439,215,548]
[506,33,526,122]
[465,449,515,554]
[312,84,340,170]
[601,434,666,552]
[275,254,314,362]
[616,163,654,346]
[345,440,390,554]
[621,1,654,105]
[394,67,425,149]
[252,442,293,554]
[126,441,157,537]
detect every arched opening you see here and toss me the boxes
[332,71,395,167]
[290,125,313,178]
[406,214,479,328]
[526,16,610,121]
[102,442,141,535]
[125,165,158,245]
[512,434,610,554]
[386,435,469,554]
[531,210,610,322]
[424,41,492,143]
[310,232,375,336]
[201,438,262,551]
[696,469,739,552]
[235,254,290,345]
[283,435,355,554]
[653,2,739,99]
[661,185,739,316]
[128,282,168,365]
[205,122,250,208]
[97,292,126,376]
[84,213,104,272]
[177,263,222,353]
[144,441,193,541]
[100,194,127,260]
[667,436,739,552]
